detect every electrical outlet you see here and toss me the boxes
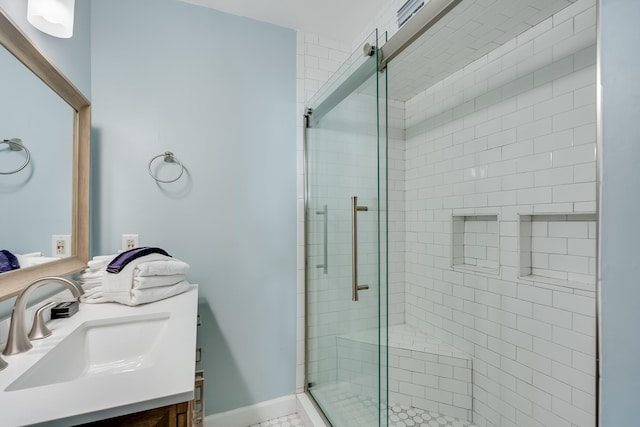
[122,234,139,250]
[51,235,71,258]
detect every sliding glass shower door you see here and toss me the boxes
[305,30,388,426]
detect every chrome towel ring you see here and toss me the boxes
[0,139,30,175]
[148,151,184,183]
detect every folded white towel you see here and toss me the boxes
[128,280,191,305]
[81,286,104,300]
[21,252,44,257]
[102,253,156,294]
[78,276,103,285]
[76,265,106,291]
[103,253,174,293]
[91,254,116,261]
[133,274,186,290]
[16,253,59,268]
[135,259,190,277]
[79,281,102,291]
[78,270,105,280]
[82,280,191,306]
[87,255,116,270]
[79,273,185,296]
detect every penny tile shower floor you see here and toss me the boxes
[386,406,476,427]
[308,386,477,427]
[248,404,476,427]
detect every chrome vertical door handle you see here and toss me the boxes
[352,196,370,301]
[316,205,328,274]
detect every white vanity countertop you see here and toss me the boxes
[0,285,198,427]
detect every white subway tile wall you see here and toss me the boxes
[399,0,597,426]
[351,0,408,52]
[297,1,597,426]
[296,31,352,393]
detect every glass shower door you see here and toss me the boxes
[305,30,388,427]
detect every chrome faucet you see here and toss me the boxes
[2,277,83,357]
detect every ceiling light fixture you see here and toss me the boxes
[27,0,75,38]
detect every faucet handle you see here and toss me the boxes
[28,301,58,341]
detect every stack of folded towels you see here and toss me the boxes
[78,247,191,306]
[0,250,61,273]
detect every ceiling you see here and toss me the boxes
[388,0,578,100]
[178,0,390,43]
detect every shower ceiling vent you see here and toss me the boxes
[397,0,426,28]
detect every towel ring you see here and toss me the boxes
[0,139,30,175]
[148,151,184,183]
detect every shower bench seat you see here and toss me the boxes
[337,323,473,422]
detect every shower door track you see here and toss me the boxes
[377,0,462,70]
[306,0,462,127]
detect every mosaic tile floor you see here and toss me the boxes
[387,405,476,427]
[248,413,304,427]
[311,387,476,427]
[249,406,475,427]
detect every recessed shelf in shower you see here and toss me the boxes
[518,213,597,290]
[451,214,500,275]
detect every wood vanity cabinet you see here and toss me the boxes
[76,401,191,427]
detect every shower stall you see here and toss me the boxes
[305,0,599,426]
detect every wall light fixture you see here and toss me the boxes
[27,0,75,38]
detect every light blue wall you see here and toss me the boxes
[0,0,91,98]
[600,0,640,424]
[90,0,297,415]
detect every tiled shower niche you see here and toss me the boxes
[451,214,500,275]
[518,213,597,289]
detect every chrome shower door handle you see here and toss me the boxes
[351,196,369,301]
[316,205,328,274]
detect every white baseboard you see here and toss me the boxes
[204,395,297,427]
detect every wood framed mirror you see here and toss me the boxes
[0,10,90,300]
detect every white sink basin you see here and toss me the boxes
[6,313,170,391]
[0,285,198,426]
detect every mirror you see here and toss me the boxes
[0,10,90,300]
[0,44,73,262]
